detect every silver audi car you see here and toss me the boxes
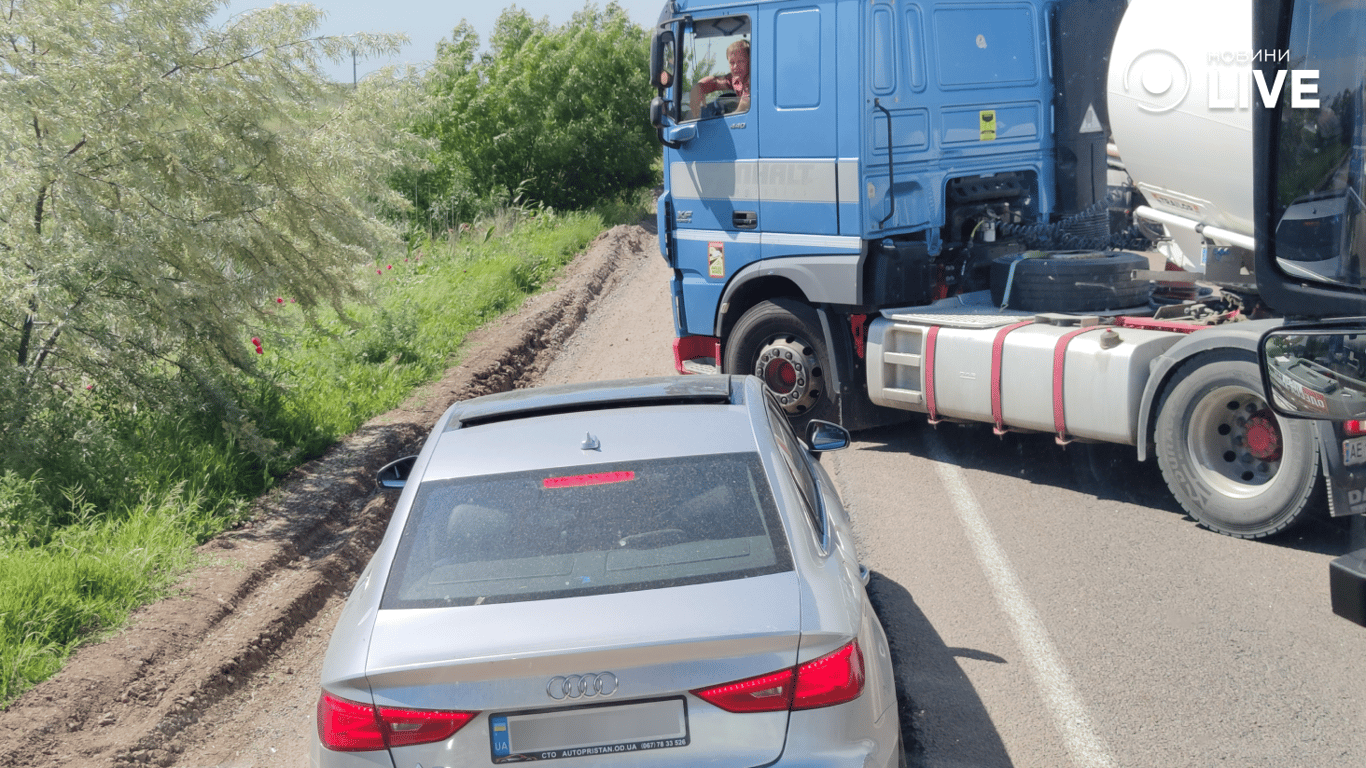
[312,376,903,767]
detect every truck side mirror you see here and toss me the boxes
[654,99,694,148]
[650,96,667,129]
[1259,325,1366,421]
[650,30,675,90]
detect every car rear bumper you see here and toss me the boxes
[773,695,903,768]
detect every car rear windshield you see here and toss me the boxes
[381,452,793,609]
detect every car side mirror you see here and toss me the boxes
[377,455,418,490]
[1259,325,1366,420]
[804,420,850,452]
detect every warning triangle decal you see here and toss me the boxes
[1079,104,1103,134]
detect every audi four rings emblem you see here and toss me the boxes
[547,672,618,700]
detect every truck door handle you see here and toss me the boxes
[733,211,757,229]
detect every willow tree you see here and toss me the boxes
[0,0,415,429]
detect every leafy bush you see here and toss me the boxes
[406,2,656,224]
[0,472,49,545]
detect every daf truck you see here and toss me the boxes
[647,0,1360,540]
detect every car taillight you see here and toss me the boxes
[691,668,795,713]
[378,705,479,748]
[317,691,478,752]
[1345,420,1366,437]
[318,693,386,751]
[691,639,865,714]
[792,639,865,710]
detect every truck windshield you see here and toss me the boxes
[1272,0,1366,286]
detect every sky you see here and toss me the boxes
[218,0,667,83]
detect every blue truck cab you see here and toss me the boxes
[649,0,1115,426]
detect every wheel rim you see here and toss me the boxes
[1185,385,1285,499]
[753,334,823,414]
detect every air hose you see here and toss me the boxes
[997,186,1151,251]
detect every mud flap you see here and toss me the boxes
[816,307,910,432]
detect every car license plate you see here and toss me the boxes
[489,697,689,763]
[1345,437,1366,467]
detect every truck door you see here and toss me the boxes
[666,10,759,338]
[756,1,841,239]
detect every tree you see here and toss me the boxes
[0,0,417,435]
[414,2,656,218]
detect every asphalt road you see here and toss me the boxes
[176,231,1366,767]
[542,241,1366,768]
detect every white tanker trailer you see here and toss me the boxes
[1107,0,1258,276]
[1108,0,1341,288]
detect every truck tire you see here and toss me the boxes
[1154,351,1323,538]
[725,299,837,425]
[989,251,1151,312]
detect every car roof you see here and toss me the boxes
[442,375,745,431]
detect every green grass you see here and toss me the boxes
[0,192,653,708]
[261,205,611,443]
[0,486,206,703]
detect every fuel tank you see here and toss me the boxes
[1106,0,1254,262]
[866,309,1183,445]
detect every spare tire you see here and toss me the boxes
[989,251,1152,312]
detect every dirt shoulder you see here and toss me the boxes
[0,223,659,768]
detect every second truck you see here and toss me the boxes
[647,0,1364,538]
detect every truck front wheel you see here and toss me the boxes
[725,299,837,425]
[1154,351,1323,538]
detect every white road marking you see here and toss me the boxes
[924,430,1117,768]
